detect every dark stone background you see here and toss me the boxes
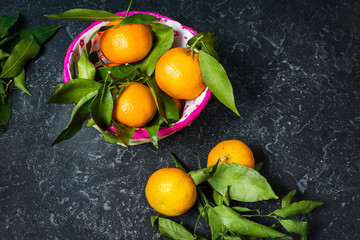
[1,0,359,239]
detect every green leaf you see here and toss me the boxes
[189,160,219,185]
[0,12,19,35]
[151,216,197,240]
[0,33,12,48]
[97,128,124,144]
[112,84,127,104]
[279,219,308,240]
[201,42,219,61]
[199,51,239,116]
[207,163,278,202]
[0,49,9,61]
[146,77,168,123]
[0,93,12,130]
[44,9,123,21]
[96,64,139,81]
[90,82,113,131]
[223,186,230,207]
[218,233,244,240]
[213,190,224,206]
[133,23,174,76]
[281,190,297,208]
[47,78,102,104]
[212,205,288,239]
[187,32,218,49]
[112,121,135,147]
[208,207,228,240]
[78,51,95,80]
[118,14,158,25]
[3,25,64,53]
[146,76,179,122]
[231,206,254,213]
[0,36,40,78]
[196,196,208,224]
[87,118,96,127]
[18,25,64,45]
[13,68,31,95]
[51,91,96,146]
[254,162,264,172]
[273,200,323,218]
[144,116,162,148]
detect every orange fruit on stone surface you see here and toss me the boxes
[145,168,197,217]
[99,21,153,64]
[112,82,157,128]
[207,140,255,169]
[155,47,206,100]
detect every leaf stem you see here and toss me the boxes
[125,0,133,18]
[188,35,203,55]
[193,205,207,236]
[4,80,12,93]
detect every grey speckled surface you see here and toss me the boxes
[1,0,360,239]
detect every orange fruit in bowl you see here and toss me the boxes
[145,168,197,217]
[112,82,157,128]
[207,140,255,169]
[155,47,206,100]
[99,20,153,64]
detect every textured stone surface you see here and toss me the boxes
[1,0,359,239]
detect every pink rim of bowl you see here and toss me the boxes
[62,11,211,141]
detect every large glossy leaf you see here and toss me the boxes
[78,51,95,80]
[207,163,278,202]
[0,12,19,35]
[0,36,40,78]
[90,82,113,131]
[13,69,31,95]
[118,14,158,25]
[51,91,96,146]
[273,200,323,218]
[133,23,174,76]
[3,25,64,53]
[47,78,101,104]
[0,94,12,130]
[211,205,288,239]
[151,216,197,240]
[44,9,123,21]
[199,51,239,116]
[279,219,308,240]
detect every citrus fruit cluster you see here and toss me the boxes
[48,7,232,147]
[145,139,254,217]
[146,140,323,239]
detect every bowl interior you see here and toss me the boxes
[63,11,211,140]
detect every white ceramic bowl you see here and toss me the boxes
[63,11,211,146]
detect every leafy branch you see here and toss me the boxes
[151,154,323,240]
[0,12,63,130]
